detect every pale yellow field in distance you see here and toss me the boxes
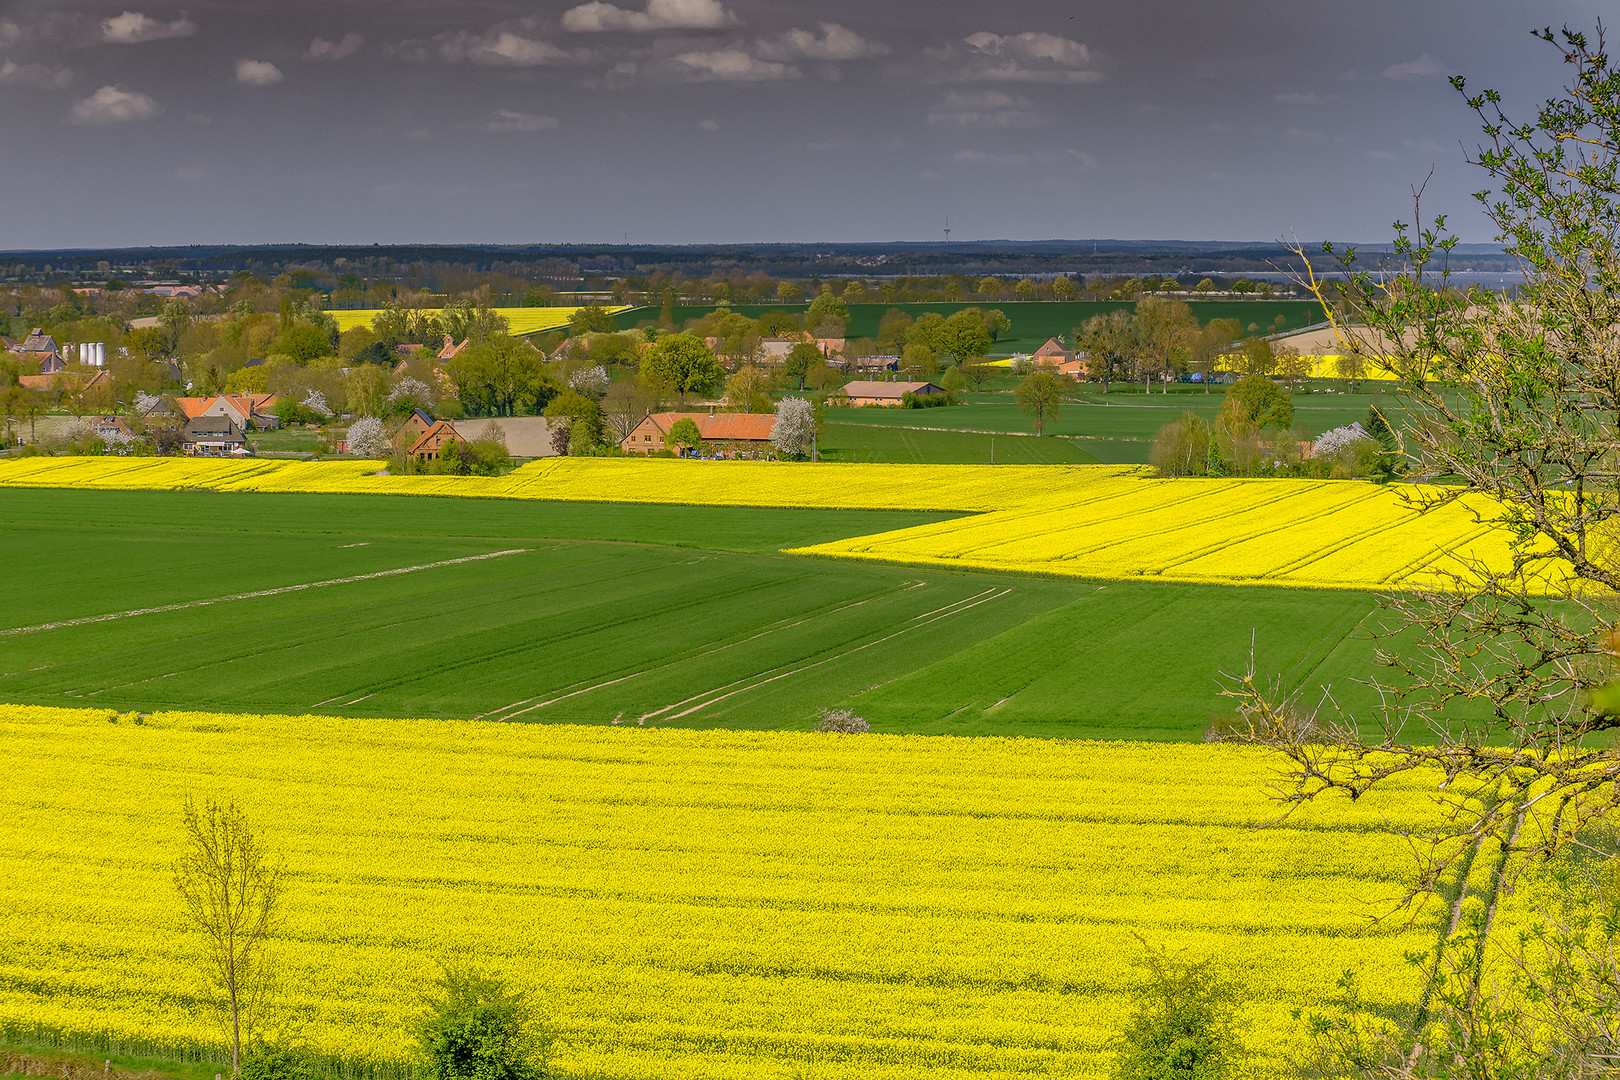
[328,306,631,335]
[0,705,1447,1080]
[0,458,1523,592]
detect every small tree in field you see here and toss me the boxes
[1014,369,1064,435]
[173,798,283,1075]
[416,966,554,1080]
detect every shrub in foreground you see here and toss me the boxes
[416,966,554,1080]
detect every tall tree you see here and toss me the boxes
[173,798,283,1075]
[640,333,725,402]
[1075,310,1133,394]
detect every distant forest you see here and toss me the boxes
[0,239,1514,290]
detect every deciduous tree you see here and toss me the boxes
[172,798,283,1075]
[1014,369,1063,435]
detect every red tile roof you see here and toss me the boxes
[646,412,776,441]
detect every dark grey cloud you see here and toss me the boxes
[0,0,1608,247]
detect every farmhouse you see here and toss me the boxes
[182,416,246,455]
[1032,338,1073,366]
[392,408,437,449]
[837,380,946,407]
[1056,357,1089,380]
[620,411,776,457]
[409,420,462,462]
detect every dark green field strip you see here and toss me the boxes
[819,423,1099,465]
[830,396,1389,445]
[0,488,961,557]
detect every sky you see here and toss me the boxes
[0,0,1608,248]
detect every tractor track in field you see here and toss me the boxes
[638,586,1013,723]
[0,549,532,637]
[480,581,931,722]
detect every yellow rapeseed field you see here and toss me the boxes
[327,307,630,336]
[0,457,1522,591]
[0,705,1448,1079]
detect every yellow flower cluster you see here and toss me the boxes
[0,705,1447,1079]
[0,457,1524,591]
[327,307,630,335]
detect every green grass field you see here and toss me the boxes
[0,487,1434,740]
[636,300,1323,356]
[828,389,1393,463]
[820,422,1100,464]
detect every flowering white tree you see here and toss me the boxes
[345,416,388,458]
[1310,422,1371,457]
[301,389,333,418]
[770,397,815,458]
[568,365,611,398]
[386,377,432,412]
[101,427,138,453]
[134,392,162,416]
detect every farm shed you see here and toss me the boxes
[837,380,946,407]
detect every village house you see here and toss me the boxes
[620,411,776,458]
[836,380,946,407]
[393,408,437,450]
[409,420,462,462]
[1056,357,1089,380]
[173,394,282,430]
[16,328,63,373]
[91,415,136,442]
[437,335,473,362]
[1032,338,1073,366]
[182,415,247,455]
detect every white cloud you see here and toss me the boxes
[235,59,283,86]
[1274,91,1323,106]
[0,19,20,47]
[1382,53,1446,79]
[671,49,797,82]
[928,89,1040,128]
[952,31,1101,84]
[307,34,364,61]
[1366,149,1397,160]
[100,11,197,44]
[561,0,736,33]
[0,60,72,90]
[698,118,719,131]
[403,27,567,66]
[70,85,158,124]
[953,147,1095,168]
[484,109,559,133]
[755,23,887,62]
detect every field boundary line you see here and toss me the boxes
[0,549,531,637]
